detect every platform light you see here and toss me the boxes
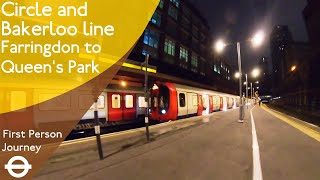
[215,39,226,53]
[120,81,127,87]
[234,72,240,79]
[291,65,297,72]
[255,81,259,84]
[251,30,265,48]
[251,68,260,78]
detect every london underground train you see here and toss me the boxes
[0,80,238,132]
[149,82,239,121]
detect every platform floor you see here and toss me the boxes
[35,105,320,180]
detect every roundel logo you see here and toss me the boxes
[5,156,32,178]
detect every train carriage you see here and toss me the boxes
[150,82,239,121]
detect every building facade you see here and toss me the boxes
[258,57,271,95]
[127,0,236,93]
[303,0,320,53]
[270,25,293,96]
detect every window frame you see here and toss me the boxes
[191,53,198,68]
[179,93,186,107]
[143,28,160,49]
[168,5,178,20]
[164,38,175,56]
[151,11,161,27]
[179,46,188,62]
[111,94,121,109]
[170,0,180,8]
[125,95,134,108]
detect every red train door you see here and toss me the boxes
[122,93,136,120]
[209,96,213,113]
[220,97,224,110]
[197,94,203,116]
[108,92,136,122]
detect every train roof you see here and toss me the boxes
[173,83,238,98]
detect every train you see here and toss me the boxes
[80,82,239,129]
[0,80,239,132]
[149,82,239,121]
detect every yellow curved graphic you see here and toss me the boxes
[0,0,159,113]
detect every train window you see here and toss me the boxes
[159,85,169,110]
[138,96,147,108]
[79,95,94,110]
[39,94,71,111]
[10,91,27,112]
[125,95,134,108]
[97,95,105,109]
[192,95,198,106]
[179,93,186,107]
[112,94,121,108]
[87,95,105,109]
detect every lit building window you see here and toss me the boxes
[164,38,175,56]
[158,0,164,9]
[179,47,188,62]
[168,6,178,20]
[170,0,179,8]
[151,11,161,27]
[191,53,198,67]
[143,29,160,48]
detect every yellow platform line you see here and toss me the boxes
[261,105,320,142]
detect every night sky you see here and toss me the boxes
[189,0,308,73]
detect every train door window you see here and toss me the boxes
[138,96,147,108]
[112,94,121,108]
[149,96,158,107]
[192,95,198,106]
[10,91,26,112]
[159,85,169,110]
[125,95,134,108]
[97,95,105,109]
[179,93,186,107]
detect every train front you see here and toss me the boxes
[149,82,177,121]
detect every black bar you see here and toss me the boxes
[94,101,104,160]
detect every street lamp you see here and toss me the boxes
[215,39,226,53]
[252,68,261,78]
[234,72,240,79]
[215,30,265,123]
[290,65,297,72]
[251,30,265,47]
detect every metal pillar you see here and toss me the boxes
[245,74,248,109]
[253,87,255,104]
[237,42,244,122]
[251,82,253,99]
[144,54,150,142]
[94,99,103,160]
